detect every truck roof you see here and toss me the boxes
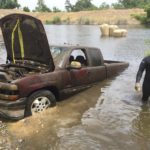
[50,45,100,51]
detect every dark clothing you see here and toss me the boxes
[136,56,150,101]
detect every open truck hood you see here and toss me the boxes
[0,14,54,71]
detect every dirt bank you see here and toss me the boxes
[0,8,145,25]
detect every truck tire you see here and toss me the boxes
[25,90,56,117]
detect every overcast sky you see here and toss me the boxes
[18,0,118,10]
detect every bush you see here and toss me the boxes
[131,3,150,25]
[131,14,147,24]
[45,20,52,24]
[52,16,61,24]
[23,7,30,12]
[78,17,91,25]
[45,16,61,24]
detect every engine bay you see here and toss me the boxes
[0,61,50,82]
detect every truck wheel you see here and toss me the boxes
[25,90,56,116]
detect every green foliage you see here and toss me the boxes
[145,3,150,18]
[23,6,30,12]
[112,0,150,9]
[133,4,150,25]
[132,4,150,25]
[99,2,110,10]
[45,20,52,24]
[131,14,147,24]
[45,16,62,24]
[118,0,139,8]
[53,7,61,12]
[35,0,51,12]
[65,0,73,12]
[0,0,20,9]
[52,16,61,24]
[77,17,91,25]
[111,3,124,9]
[73,0,98,12]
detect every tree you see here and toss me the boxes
[65,0,72,12]
[119,0,139,8]
[99,2,109,10]
[53,7,61,12]
[0,0,6,8]
[0,0,20,9]
[35,0,51,12]
[23,6,30,12]
[111,2,124,9]
[73,0,97,12]
[145,3,150,19]
[117,0,150,8]
[131,3,150,25]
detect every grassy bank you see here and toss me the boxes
[0,8,145,25]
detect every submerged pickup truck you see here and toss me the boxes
[0,14,129,120]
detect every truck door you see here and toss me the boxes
[70,68,89,86]
[87,48,106,83]
[69,49,89,87]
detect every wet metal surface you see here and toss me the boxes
[0,25,150,149]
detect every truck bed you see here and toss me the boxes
[104,60,129,78]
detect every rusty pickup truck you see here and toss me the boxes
[0,14,129,120]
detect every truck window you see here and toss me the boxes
[50,46,69,67]
[88,49,102,66]
[70,49,88,66]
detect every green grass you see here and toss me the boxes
[77,17,91,25]
[45,16,62,24]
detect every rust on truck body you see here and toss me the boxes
[0,14,129,120]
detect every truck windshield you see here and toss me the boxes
[50,46,69,67]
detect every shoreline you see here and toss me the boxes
[0,8,145,25]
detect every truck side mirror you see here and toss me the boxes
[67,61,82,69]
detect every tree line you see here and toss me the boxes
[0,0,61,12]
[0,0,150,12]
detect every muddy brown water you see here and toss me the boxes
[0,25,150,150]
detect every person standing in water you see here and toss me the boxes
[135,55,150,102]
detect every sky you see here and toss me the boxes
[18,0,118,11]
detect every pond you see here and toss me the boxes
[0,25,150,150]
